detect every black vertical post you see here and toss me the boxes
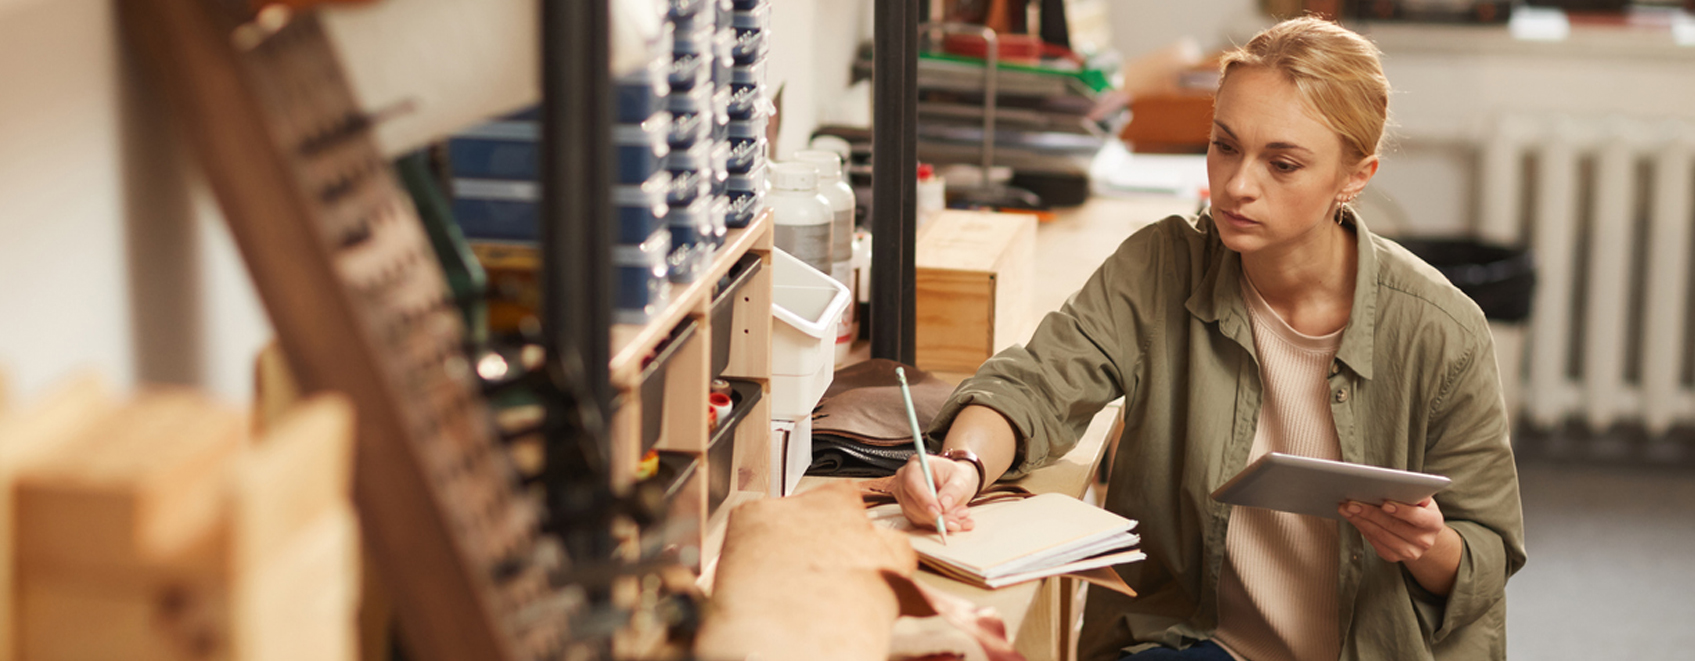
[872,0,919,365]
[541,0,614,560]
[542,0,612,433]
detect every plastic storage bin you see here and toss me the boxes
[710,252,763,376]
[639,321,698,451]
[707,378,761,511]
[447,121,538,180]
[1396,238,1536,322]
[769,247,851,420]
[724,162,765,228]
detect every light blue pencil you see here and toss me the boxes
[896,367,948,545]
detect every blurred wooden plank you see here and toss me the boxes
[17,533,231,661]
[13,389,241,661]
[0,375,118,661]
[15,390,245,571]
[236,395,354,568]
[234,395,359,661]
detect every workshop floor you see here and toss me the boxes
[1507,434,1695,659]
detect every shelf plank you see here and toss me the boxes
[610,209,773,388]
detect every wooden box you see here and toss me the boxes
[915,210,1037,374]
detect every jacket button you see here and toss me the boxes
[1329,360,1341,377]
[1334,388,1349,403]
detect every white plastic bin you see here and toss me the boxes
[770,247,851,421]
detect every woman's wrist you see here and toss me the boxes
[941,448,987,497]
[1404,525,1463,597]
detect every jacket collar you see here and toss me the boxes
[1185,208,1378,380]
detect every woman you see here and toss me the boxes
[892,16,1526,661]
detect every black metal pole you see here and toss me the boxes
[541,0,614,557]
[872,0,919,365]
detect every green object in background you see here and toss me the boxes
[919,52,1114,95]
[396,150,489,349]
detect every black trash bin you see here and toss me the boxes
[1396,238,1536,322]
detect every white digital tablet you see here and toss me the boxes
[1210,452,1452,520]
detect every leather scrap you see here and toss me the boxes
[695,483,916,661]
[695,482,1027,661]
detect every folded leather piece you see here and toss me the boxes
[695,483,917,661]
[886,573,1027,661]
[807,359,958,478]
[809,437,918,477]
[695,482,1028,661]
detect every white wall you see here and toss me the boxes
[767,0,874,159]
[1107,0,1265,59]
[0,0,271,404]
[0,0,874,406]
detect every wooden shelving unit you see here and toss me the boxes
[597,209,775,574]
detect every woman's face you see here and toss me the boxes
[1206,66,1375,256]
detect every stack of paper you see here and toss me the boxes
[872,492,1144,589]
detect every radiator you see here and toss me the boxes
[1478,115,1695,436]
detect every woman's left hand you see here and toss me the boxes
[1339,498,1463,595]
[1339,498,1445,563]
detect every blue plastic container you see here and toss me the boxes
[614,118,671,185]
[725,113,767,174]
[614,231,672,325]
[667,196,716,284]
[670,21,714,92]
[666,85,713,149]
[663,140,717,206]
[448,121,538,180]
[669,0,708,19]
[727,61,765,120]
[450,178,538,242]
[724,162,766,228]
[615,174,672,245]
[616,64,670,124]
[729,5,770,65]
[712,26,735,89]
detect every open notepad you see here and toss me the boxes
[869,492,1144,589]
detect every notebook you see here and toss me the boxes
[868,492,1144,589]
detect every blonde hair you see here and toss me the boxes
[1219,16,1390,164]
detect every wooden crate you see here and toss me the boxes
[915,210,1038,374]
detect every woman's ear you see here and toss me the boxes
[1342,154,1380,200]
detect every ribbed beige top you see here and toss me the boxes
[1212,276,1343,661]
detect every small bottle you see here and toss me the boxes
[916,162,946,231]
[768,163,833,275]
[794,150,857,364]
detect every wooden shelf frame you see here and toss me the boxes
[609,209,774,389]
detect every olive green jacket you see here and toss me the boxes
[928,211,1527,661]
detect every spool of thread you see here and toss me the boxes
[709,391,734,427]
[710,378,732,398]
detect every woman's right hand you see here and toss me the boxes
[892,452,981,533]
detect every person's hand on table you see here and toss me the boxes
[893,453,981,533]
